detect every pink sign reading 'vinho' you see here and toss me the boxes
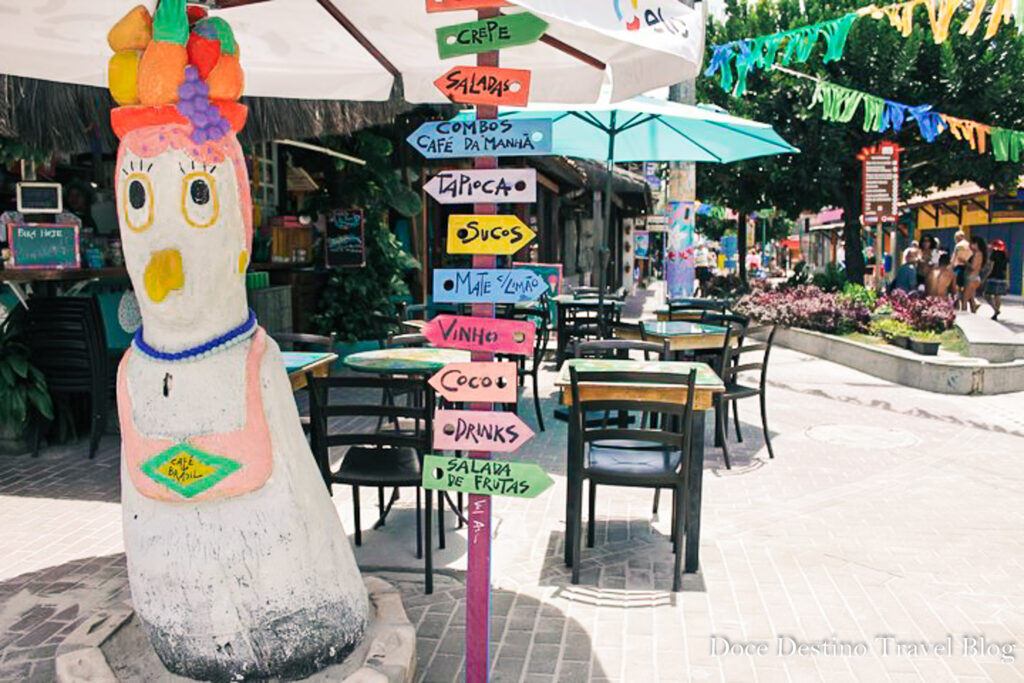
[422,314,535,356]
[428,362,518,403]
[433,410,535,453]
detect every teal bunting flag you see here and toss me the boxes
[705,13,858,95]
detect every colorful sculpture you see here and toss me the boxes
[109,3,368,679]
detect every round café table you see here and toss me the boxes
[342,347,470,375]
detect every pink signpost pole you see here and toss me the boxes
[466,10,499,681]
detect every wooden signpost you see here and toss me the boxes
[423,6,549,680]
[447,215,535,255]
[425,0,510,12]
[434,65,531,107]
[428,361,518,403]
[422,455,553,498]
[436,13,548,59]
[433,268,547,303]
[407,119,552,159]
[424,168,537,204]
[421,314,535,356]
[433,409,535,452]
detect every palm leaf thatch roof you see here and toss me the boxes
[0,74,422,156]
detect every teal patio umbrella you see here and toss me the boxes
[459,95,798,298]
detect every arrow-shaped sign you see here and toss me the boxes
[407,119,552,159]
[422,314,535,356]
[447,215,535,255]
[434,268,548,304]
[435,65,531,107]
[424,169,537,204]
[426,0,510,12]
[428,361,518,403]
[436,13,548,59]
[433,410,535,452]
[423,455,553,498]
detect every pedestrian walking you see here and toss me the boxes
[984,239,1009,320]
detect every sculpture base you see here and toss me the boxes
[54,576,414,683]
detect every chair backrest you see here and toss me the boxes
[368,312,403,349]
[668,297,728,311]
[272,331,336,352]
[403,302,459,321]
[700,312,749,328]
[722,323,777,388]
[308,375,434,470]
[15,296,107,393]
[575,339,667,362]
[386,333,427,348]
[568,367,697,470]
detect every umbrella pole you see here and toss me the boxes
[597,112,616,318]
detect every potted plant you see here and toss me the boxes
[909,331,941,356]
[0,317,54,455]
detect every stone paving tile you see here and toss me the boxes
[3,299,1024,681]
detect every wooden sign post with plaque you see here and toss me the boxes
[859,142,901,288]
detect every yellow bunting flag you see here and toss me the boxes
[940,115,991,153]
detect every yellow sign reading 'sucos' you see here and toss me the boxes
[446,214,536,255]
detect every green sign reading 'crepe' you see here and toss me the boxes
[422,455,553,499]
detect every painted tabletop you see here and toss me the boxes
[642,321,727,337]
[554,359,724,389]
[282,352,336,375]
[343,347,471,374]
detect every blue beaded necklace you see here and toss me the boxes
[133,309,258,362]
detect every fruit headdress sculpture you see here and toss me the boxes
[109,3,368,680]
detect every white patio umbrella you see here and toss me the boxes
[0,0,705,105]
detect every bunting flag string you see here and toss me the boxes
[781,67,1024,161]
[706,0,1019,95]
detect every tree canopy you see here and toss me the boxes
[697,0,1024,283]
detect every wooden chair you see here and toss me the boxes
[309,374,437,593]
[567,367,698,591]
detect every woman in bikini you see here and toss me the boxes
[963,236,987,313]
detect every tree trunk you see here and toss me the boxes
[842,192,865,285]
[737,212,747,282]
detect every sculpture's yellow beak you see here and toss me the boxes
[143,249,184,303]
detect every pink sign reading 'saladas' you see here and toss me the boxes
[423,314,535,356]
[433,410,535,453]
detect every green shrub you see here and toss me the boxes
[840,283,878,309]
[868,318,914,341]
[811,262,847,293]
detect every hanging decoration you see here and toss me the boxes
[791,68,1023,161]
[706,0,1017,94]
[705,13,858,95]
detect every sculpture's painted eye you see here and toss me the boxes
[182,171,219,228]
[123,173,154,232]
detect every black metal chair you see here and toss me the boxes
[403,302,459,321]
[271,331,335,436]
[309,374,437,593]
[498,305,548,431]
[714,323,778,469]
[567,367,698,591]
[16,296,109,458]
[666,299,728,321]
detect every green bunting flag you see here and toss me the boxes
[801,73,1024,161]
[706,14,858,95]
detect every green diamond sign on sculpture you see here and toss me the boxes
[139,443,242,499]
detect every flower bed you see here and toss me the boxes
[735,283,956,352]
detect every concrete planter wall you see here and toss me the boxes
[770,326,1024,395]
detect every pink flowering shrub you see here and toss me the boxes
[734,285,871,334]
[881,291,955,332]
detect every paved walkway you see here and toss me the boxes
[2,311,1024,681]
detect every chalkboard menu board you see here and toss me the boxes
[5,222,80,269]
[325,209,365,268]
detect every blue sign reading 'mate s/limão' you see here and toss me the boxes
[407,119,552,159]
[433,268,548,303]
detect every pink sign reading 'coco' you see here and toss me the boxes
[422,314,535,356]
[428,362,518,403]
[433,410,535,453]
